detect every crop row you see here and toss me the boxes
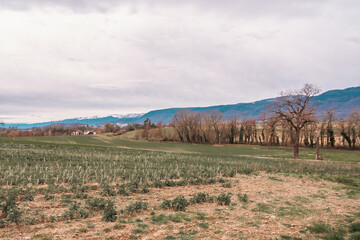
[1,143,359,187]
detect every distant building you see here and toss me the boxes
[71,130,83,136]
[84,131,96,135]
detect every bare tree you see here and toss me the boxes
[171,110,189,142]
[347,109,360,149]
[242,117,257,144]
[227,114,240,144]
[171,110,202,143]
[258,110,279,146]
[104,122,115,133]
[324,108,336,147]
[270,84,321,159]
[208,110,226,144]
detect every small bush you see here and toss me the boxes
[171,195,189,211]
[176,180,188,186]
[141,184,150,194]
[189,192,208,204]
[117,186,129,196]
[152,180,164,188]
[102,200,117,222]
[62,202,89,220]
[221,182,231,188]
[25,216,37,225]
[218,178,226,183]
[20,190,35,201]
[100,185,117,197]
[322,227,346,240]
[7,205,22,224]
[164,179,176,187]
[307,222,332,233]
[122,201,148,215]
[189,178,203,185]
[2,188,19,217]
[237,193,248,203]
[160,199,172,210]
[350,222,360,233]
[216,193,231,206]
[86,197,107,211]
[75,192,88,199]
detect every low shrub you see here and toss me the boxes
[307,222,332,234]
[62,202,89,220]
[216,193,231,206]
[189,192,209,204]
[117,186,130,196]
[171,195,189,211]
[152,180,164,188]
[237,193,248,203]
[350,222,360,233]
[86,197,107,211]
[141,184,150,194]
[160,199,172,210]
[100,185,117,197]
[7,205,22,224]
[102,200,117,222]
[121,201,148,215]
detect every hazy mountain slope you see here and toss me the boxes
[3,86,359,129]
[134,86,360,124]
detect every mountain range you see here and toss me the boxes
[3,86,360,129]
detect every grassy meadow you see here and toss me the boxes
[0,134,359,239]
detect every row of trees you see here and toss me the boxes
[0,123,97,137]
[170,84,360,158]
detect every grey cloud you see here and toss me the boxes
[0,0,333,19]
[1,0,360,123]
[0,0,117,13]
[349,37,360,45]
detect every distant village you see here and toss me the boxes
[0,121,149,138]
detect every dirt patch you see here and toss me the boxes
[1,173,358,239]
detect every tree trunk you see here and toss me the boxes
[293,129,300,159]
[316,130,321,160]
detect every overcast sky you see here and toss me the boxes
[1,0,360,123]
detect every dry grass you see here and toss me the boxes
[1,172,358,240]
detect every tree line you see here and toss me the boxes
[168,84,360,158]
[0,123,98,137]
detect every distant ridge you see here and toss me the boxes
[3,86,360,129]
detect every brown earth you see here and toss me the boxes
[0,172,358,240]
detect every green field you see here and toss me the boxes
[2,133,360,161]
[0,134,359,186]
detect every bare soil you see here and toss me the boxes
[1,172,358,240]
